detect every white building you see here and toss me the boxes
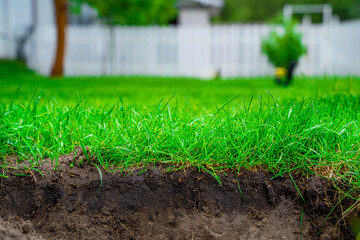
[177,0,224,26]
[0,0,54,58]
[0,0,97,59]
[0,0,54,32]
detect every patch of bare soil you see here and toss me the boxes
[0,151,355,240]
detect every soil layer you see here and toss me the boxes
[0,152,355,240]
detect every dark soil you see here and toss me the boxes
[0,150,355,240]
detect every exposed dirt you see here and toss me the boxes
[0,149,355,240]
[0,216,43,240]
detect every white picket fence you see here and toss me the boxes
[0,29,17,59]
[4,20,360,77]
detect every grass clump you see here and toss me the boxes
[1,93,360,194]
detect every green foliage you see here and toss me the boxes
[70,0,360,25]
[215,0,360,23]
[261,21,307,68]
[71,0,177,25]
[349,215,360,240]
[213,0,284,23]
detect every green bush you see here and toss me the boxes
[261,21,307,68]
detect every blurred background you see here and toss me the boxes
[0,0,359,78]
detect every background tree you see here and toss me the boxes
[71,0,177,25]
[51,0,67,77]
[51,0,177,77]
[214,0,360,23]
[70,0,360,26]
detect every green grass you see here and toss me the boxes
[0,60,360,201]
[1,61,359,110]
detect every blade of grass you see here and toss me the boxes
[94,164,103,194]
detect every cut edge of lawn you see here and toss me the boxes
[1,60,360,235]
[1,156,356,239]
[2,145,359,208]
[1,94,360,201]
[1,149,359,238]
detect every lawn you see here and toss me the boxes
[1,60,360,199]
[1,61,359,109]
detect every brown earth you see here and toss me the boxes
[0,149,355,240]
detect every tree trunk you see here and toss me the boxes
[51,0,67,77]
